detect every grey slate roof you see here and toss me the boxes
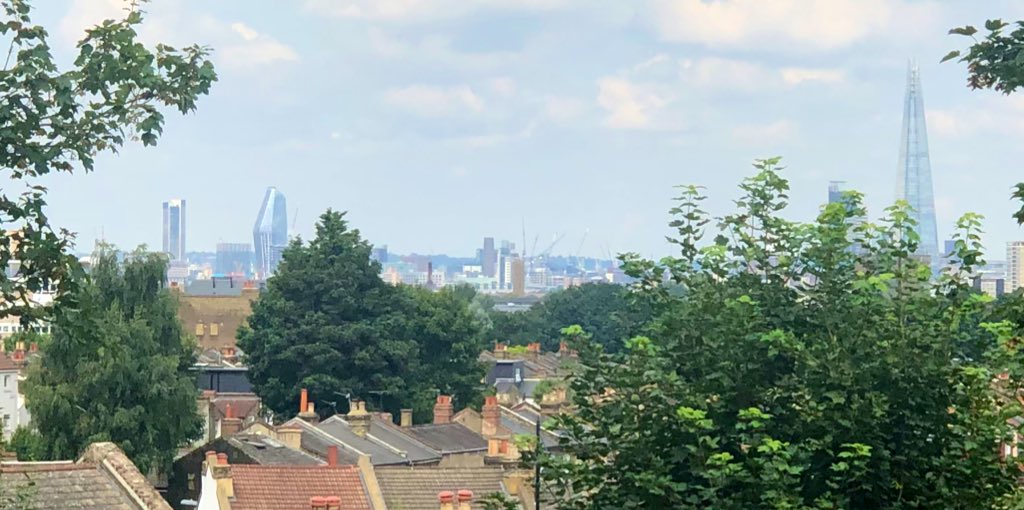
[0,464,137,510]
[228,434,324,465]
[284,419,365,465]
[316,416,440,466]
[401,423,487,454]
[375,466,509,510]
[500,409,561,449]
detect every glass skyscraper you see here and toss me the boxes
[253,187,288,280]
[162,199,186,261]
[896,60,939,267]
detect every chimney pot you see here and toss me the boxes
[300,388,309,413]
[327,445,339,466]
[28,342,37,353]
[310,496,328,510]
[225,403,234,419]
[325,496,342,510]
[217,453,228,465]
[439,490,456,510]
[400,408,413,428]
[457,489,474,508]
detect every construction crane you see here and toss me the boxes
[575,229,589,258]
[538,232,566,258]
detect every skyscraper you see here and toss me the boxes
[481,237,496,277]
[828,181,845,205]
[896,60,939,267]
[253,187,288,280]
[162,199,186,261]
[1007,241,1024,293]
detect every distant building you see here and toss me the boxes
[510,257,525,296]
[0,352,28,440]
[481,237,497,277]
[215,243,253,277]
[828,181,845,205]
[896,61,940,270]
[371,245,389,264]
[1008,242,1024,293]
[176,277,259,352]
[253,187,288,280]
[163,199,186,261]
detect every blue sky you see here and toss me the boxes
[30,0,1024,260]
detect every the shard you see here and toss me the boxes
[896,60,939,267]
[253,187,288,279]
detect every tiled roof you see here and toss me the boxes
[0,443,170,510]
[284,419,365,465]
[211,393,261,421]
[230,465,372,510]
[228,434,324,465]
[316,416,440,466]
[375,466,507,510]
[0,352,18,371]
[402,423,487,454]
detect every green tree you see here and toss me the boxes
[239,211,488,421]
[24,247,201,474]
[538,158,1023,508]
[0,0,214,324]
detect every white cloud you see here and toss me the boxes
[544,96,587,123]
[597,77,671,130]
[780,68,846,85]
[926,104,1024,139]
[305,0,567,22]
[219,22,299,69]
[648,0,941,52]
[230,22,259,42]
[681,57,774,92]
[732,119,799,144]
[383,85,485,117]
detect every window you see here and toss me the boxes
[210,323,219,336]
[3,375,8,388]
[195,323,205,336]
[188,473,196,491]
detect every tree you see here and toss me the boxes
[538,158,1024,508]
[0,0,215,324]
[487,283,649,354]
[24,247,201,474]
[239,211,488,421]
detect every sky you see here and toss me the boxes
[26,0,1024,260]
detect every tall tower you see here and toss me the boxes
[162,199,186,261]
[253,187,288,280]
[896,60,939,267]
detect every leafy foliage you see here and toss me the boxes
[239,210,488,422]
[0,0,215,324]
[539,158,1024,508]
[8,426,46,461]
[24,247,202,474]
[944,19,1024,94]
[488,282,649,353]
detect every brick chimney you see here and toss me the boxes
[298,388,319,424]
[494,342,507,360]
[400,408,413,428]
[276,425,303,450]
[457,489,473,510]
[327,445,339,466]
[485,438,502,465]
[438,491,455,510]
[526,342,540,361]
[310,496,328,510]
[28,342,38,353]
[212,452,234,500]
[221,403,242,437]
[481,396,500,437]
[347,400,371,438]
[433,395,454,424]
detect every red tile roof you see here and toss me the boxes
[230,465,372,510]
[0,352,18,371]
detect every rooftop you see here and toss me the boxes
[375,466,507,510]
[401,423,488,454]
[230,465,372,510]
[316,416,441,466]
[226,434,324,466]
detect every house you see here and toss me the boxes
[480,343,576,407]
[455,397,562,453]
[175,279,258,352]
[194,348,252,394]
[374,466,515,510]
[193,390,263,449]
[0,350,29,440]
[0,442,171,509]
[169,433,324,509]
[195,449,373,510]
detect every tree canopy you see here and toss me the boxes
[239,210,488,422]
[538,158,1024,509]
[24,248,201,474]
[0,0,215,324]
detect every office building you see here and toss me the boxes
[162,199,186,261]
[828,181,845,205]
[481,237,497,277]
[1008,242,1024,293]
[896,61,939,269]
[371,245,389,264]
[253,187,288,280]
[216,243,253,277]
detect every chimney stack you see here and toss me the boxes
[457,489,473,510]
[298,388,319,423]
[494,342,507,360]
[276,425,303,450]
[327,445,339,467]
[400,408,413,428]
[221,402,243,437]
[433,395,454,424]
[211,452,234,499]
[438,491,455,510]
[325,496,342,510]
[348,400,371,438]
[526,342,540,361]
[481,396,500,437]
[310,496,328,510]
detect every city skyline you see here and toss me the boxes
[253,187,289,279]
[29,1,1024,260]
